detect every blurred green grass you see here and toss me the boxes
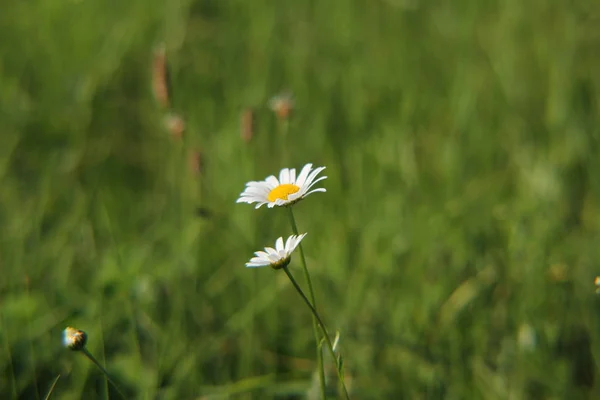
[1,0,600,398]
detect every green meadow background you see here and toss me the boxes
[1,0,600,399]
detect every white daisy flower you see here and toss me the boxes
[236,163,327,208]
[246,233,307,269]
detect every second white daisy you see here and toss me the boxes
[236,163,327,208]
[246,233,307,269]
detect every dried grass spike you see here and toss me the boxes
[152,44,171,109]
[240,108,254,143]
[189,149,203,175]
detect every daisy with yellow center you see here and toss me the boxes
[246,233,307,269]
[236,163,327,208]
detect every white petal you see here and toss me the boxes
[295,163,313,188]
[239,197,266,204]
[242,184,270,194]
[238,197,263,205]
[248,255,268,263]
[275,237,285,252]
[245,180,271,188]
[302,175,327,192]
[246,262,267,268]
[237,195,263,203]
[265,175,280,188]
[279,168,291,184]
[286,191,303,201]
[242,186,270,195]
[303,188,327,198]
[244,180,268,187]
[237,192,258,200]
[293,233,307,251]
[301,167,326,190]
[289,168,297,184]
[284,235,295,252]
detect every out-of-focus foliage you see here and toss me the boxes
[1,0,600,398]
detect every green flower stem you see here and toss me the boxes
[43,375,61,400]
[287,208,317,307]
[81,348,127,399]
[283,266,351,400]
[316,340,327,400]
[287,207,326,399]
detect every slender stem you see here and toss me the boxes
[316,338,327,400]
[81,348,127,399]
[283,267,351,400]
[43,375,61,400]
[287,208,317,307]
[1,311,18,400]
[287,207,326,399]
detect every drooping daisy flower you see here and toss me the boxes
[246,233,307,269]
[237,163,327,208]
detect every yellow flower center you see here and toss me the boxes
[268,184,300,202]
[271,257,291,270]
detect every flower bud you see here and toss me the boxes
[63,327,87,351]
